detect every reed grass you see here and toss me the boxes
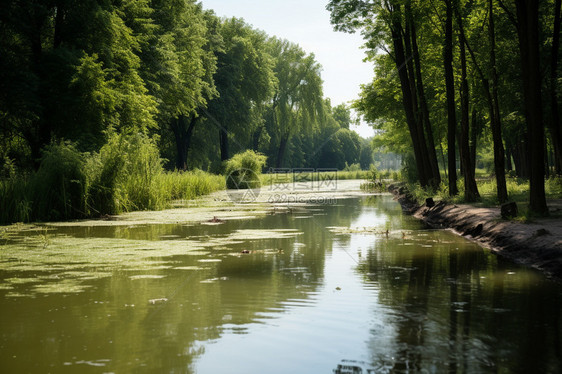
[0,135,226,225]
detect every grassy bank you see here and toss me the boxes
[0,135,225,225]
[259,168,395,186]
[403,176,562,217]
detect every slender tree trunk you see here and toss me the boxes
[515,0,549,215]
[252,125,264,151]
[404,3,434,186]
[550,0,562,175]
[459,30,479,201]
[219,125,229,162]
[388,5,429,187]
[276,134,289,168]
[505,146,513,171]
[444,0,458,196]
[410,7,441,187]
[545,136,551,178]
[53,2,64,49]
[488,0,508,203]
[456,0,507,202]
[470,107,479,174]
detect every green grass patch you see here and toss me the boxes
[404,175,562,218]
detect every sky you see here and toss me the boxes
[200,0,375,138]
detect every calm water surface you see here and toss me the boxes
[1,195,561,373]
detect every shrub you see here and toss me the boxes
[88,132,164,214]
[224,150,267,189]
[33,141,87,221]
[343,162,362,172]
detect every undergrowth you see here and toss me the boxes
[403,176,562,218]
[0,134,225,224]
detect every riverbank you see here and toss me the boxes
[389,184,562,280]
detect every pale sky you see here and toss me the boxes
[201,0,375,138]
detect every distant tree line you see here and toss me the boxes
[0,0,373,177]
[328,0,561,215]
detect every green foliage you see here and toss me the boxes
[0,176,32,224]
[33,142,88,221]
[0,0,381,224]
[344,163,362,172]
[88,133,164,214]
[224,150,267,189]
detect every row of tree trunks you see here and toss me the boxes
[455,0,507,203]
[408,4,441,188]
[387,2,440,189]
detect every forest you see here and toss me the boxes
[328,0,562,215]
[0,0,372,223]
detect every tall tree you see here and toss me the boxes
[515,0,549,215]
[456,1,479,201]
[444,0,459,196]
[549,0,562,175]
[455,0,507,203]
[139,0,217,170]
[328,0,440,187]
[207,18,275,162]
[267,38,323,168]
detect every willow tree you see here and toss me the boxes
[267,38,324,168]
[203,18,276,162]
[138,0,218,170]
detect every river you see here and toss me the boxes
[1,189,561,373]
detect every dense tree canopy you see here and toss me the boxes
[329,0,561,214]
[0,0,370,176]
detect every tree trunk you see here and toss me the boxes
[219,125,229,162]
[170,115,198,170]
[456,0,507,202]
[403,4,433,186]
[444,0,458,196]
[252,125,264,151]
[505,147,513,172]
[276,134,289,169]
[488,0,508,204]
[459,30,479,201]
[515,0,549,215]
[409,6,441,187]
[470,107,479,174]
[550,0,562,175]
[388,5,430,187]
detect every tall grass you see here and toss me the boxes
[0,134,226,225]
[156,170,224,201]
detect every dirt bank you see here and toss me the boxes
[389,184,562,280]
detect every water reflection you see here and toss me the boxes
[1,195,561,373]
[357,197,562,373]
